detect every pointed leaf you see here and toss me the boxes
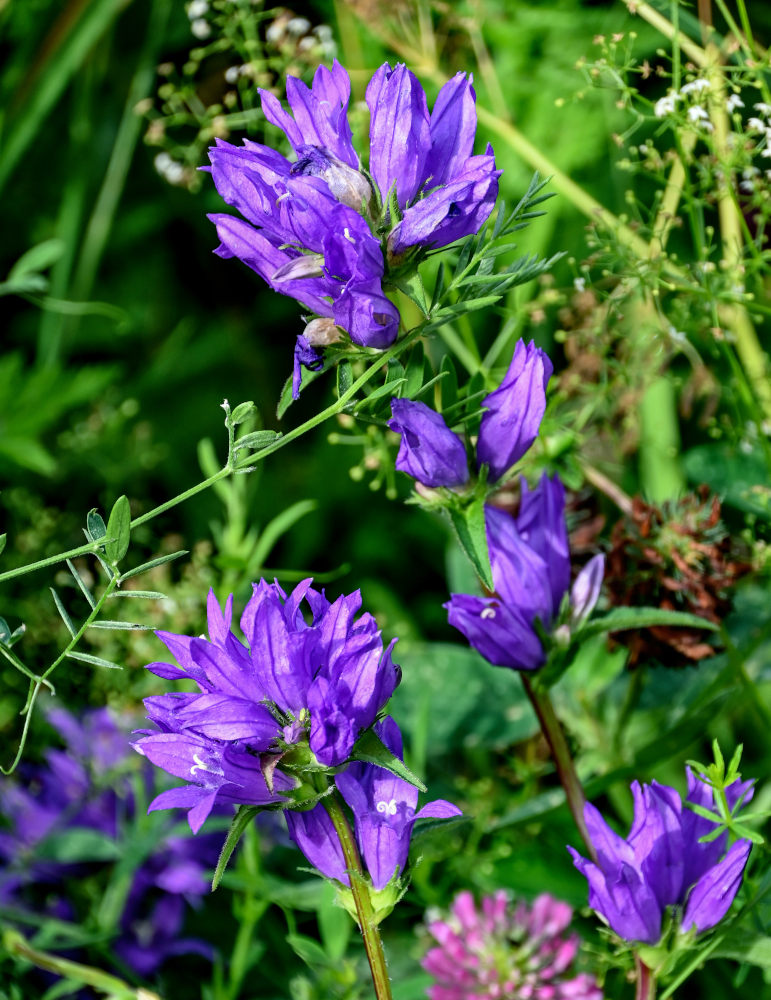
[50,589,76,638]
[66,650,122,670]
[0,534,6,557]
[107,590,166,600]
[336,361,353,398]
[88,620,153,630]
[104,495,130,563]
[117,549,188,582]
[212,805,260,891]
[579,606,720,640]
[66,559,96,609]
[234,430,281,452]
[229,401,256,426]
[392,271,428,315]
[448,497,494,592]
[86,509,106,543]
[350,728,427,792]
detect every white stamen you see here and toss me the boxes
[376,798,398,816]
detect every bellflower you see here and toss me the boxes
[388,341,552,490]
[133,581,400,832]
[206,60,499,393]
[445,474,605,670]
[422,890,602,1000]
[568,769,754,944]
[0,708,218,982]
[286,716,460,890]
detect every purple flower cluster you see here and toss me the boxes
[207,60,500,393]
[446,474,604,671]
[289,716,459,890]
[0,708,217,980]
[569,770,754,944]
[134,582,460,890]
[422,890,602,1000]
[388,339,552,488]
[134,581,400,832]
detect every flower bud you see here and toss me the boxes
[292,144,374,214]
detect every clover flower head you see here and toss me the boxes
[422,890,603,1000]
[206,60,499,394]
[569,768,754,944]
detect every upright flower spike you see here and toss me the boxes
[445,474,601,671]
[422,890,603,1000]
[206,60,499,392]
[133,581,401,832]
[568,769,754,945]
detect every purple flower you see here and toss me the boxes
[287,717,460,890]
[0,708,218,982]
[388,398,469,488]
[422,890,602,1000]
[446,474,597,671]
[134,581,401,831]
[477,340,553,483]
[568,769,754,944]
[207,60,498,383]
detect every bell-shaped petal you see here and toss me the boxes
[569,847,662,945]
[366,63,431,207]
[628,781,684,908]
[424,72,478,188]
[286,803,350,884]
[681,839,752,934]
[444,593,544,671]
[477,340,553,482]
[389,150,500,254]
[292,144,373,213]
[333,280,400,349]
[388,399,469,488]
[570,553,605,627]
[515,475,570,618]
[486,505,554,624]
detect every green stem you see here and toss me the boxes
[323,792,393,1000]
[521,676,597,863]
[635,956,657,1000]
[0,540,104,585]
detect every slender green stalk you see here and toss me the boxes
[634,956,656,1000]
[621,0,707,67]
[323,792,393,1000]
[0,540,104,585]
[520,677,597,863]
[2,927,162,999]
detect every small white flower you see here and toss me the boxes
[190,17,211,38]
[740,180,755,193]
[754,102,771,116]
[224,65,240,84]
[743,166,760,179]
[761,145,771,158]
[654,94,677,118]
[688,104,709,122]
[573,277,586,292]
[747,117,768,132]
[726,94,744,112]
[287,16,311,35]
[187,0,208,16]
[298,36,315,51]
[681,78,709,95]
[314,24,333,40]
[266,21,285,43]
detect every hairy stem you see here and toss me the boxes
[323,792,393,1000]
[635,956,657,1000]
[521,677,597,862]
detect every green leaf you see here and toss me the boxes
[361,377,406,404]
[0,534,6,557]
[106,590,166,600]
[88,620,152,630]
[579,606,720,640]
[250,499,317,571]
[104,495,130,563]
[7,239,65,282]
[714,933,771,969]
[392,271,428,314]
[286,932,332,968]
[277,365,325,419]
[234,430,280,452]
[336,360,353,398]
[37,828,122,864]
[117,549,188,582]
[448,497,494,592]
[66,559,96,609]
[86,509,107,542]
[440,356,458,412]
[50,589,76,638]
[229,401,256,426]
[351,728,427,792]
[317,882,352,962]
[0,617,12,646]
[66,650,122,670]
[212,805,260,891]
[401,342,427,398]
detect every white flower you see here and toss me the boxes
[286,16,311,35]
[740,180,755,193]
[654,94,677,118]
[266,21,285,43]
[190,17,211,38]
[680,78,709,95]
[187,0,208,16]
[761,145,771,158]
[747,117,768,132]
[224,66,240,84]
[753,102,771,116]
[573,277,586,292]
[688,104,709,122]
[726,94,744,112]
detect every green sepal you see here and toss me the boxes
[228,400,256,426]
[85,509,106,543]
[336,360,353,398]
[447,493,494,593]
[211,804,260,891]
[392,271,429,315]
[350,727,427,792]
[104,495,130,564]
